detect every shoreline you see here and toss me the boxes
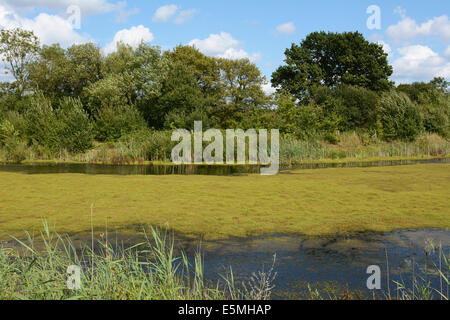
[0,154,448,167]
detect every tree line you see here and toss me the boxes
[0,28,448,159]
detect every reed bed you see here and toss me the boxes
[0,222,276,300]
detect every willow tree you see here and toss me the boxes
[0,28,39,96]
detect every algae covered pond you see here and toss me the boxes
[0,160,449,299]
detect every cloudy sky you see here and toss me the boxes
[0,0,449,89]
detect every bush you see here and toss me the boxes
[276,93,340,141]
[55,97,94,153]
[118,129,174,161]
[94,105,147,142]
[2,136,28,163]
[313,85,379,131]
[377,91,423,141]
[419,103,450,138]
[25,94,93,154]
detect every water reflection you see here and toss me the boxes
[0,157,448,176]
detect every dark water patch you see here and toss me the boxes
[0,157,448,176]
[0,163,262,176]
[4,228,448,299]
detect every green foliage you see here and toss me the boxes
[0,226,269,300]
[56,97,94,153]
[312,85,379,131]
[83,74,133,116]
[119,129,174,161]
[215,58,268,127]
[272,31,393,101]
[28,43,104,99]
[0,28,39,96]
[25,94,93,153]
[164,106,213,130]
[151,62,208,129]
[1,29,449,163]
[377,91,423,141]
[419,103,450,138]
[94,105,147,142]
[397,78,450,138]
[276,93,340,141]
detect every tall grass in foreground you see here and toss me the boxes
[0,222,275,300]
[0,223,448,300]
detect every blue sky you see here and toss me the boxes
[0,0,449,89]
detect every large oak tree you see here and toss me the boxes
[272,31,393,101]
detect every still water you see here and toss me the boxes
[59,229,449,299]
[0,157,449,175]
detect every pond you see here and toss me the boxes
[11,228,446,299]
[1,159,448,299]
[0,157,449,176]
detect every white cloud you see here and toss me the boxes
[189,32,240,56]
[262,82,275,95]
[276,22,296,35]
[153,4,178,22]
[103,25,153,54]
[386,8,450,43]
[0,4,88,47]
[444,46,450,59]
[392,45,450,82]
[174,9,197,24]
[376,40,392,57]
[218,48,262,62]
[188,32,261,62]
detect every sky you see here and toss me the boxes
[0,0,449,92]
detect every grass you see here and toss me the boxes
[0,224,275,300]
[1,224,448,300]
[1,131,449,167]
[0,163,449,240]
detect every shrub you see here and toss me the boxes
[313,85,379,131]
[419,103,450,138]
[25,94,93,154]
[118,129,174,161]
[94,105,147,142]
[2,136,28,163]
[277,93,340,141]
[377,91,423,141]
[55,97,94,153]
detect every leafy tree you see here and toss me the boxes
[272,31,393,101]
[83,74,133,116]
[0,28,39,96]
[94,105,147,142]
[167,46,223,107]
[397,77,450,137]
[27,44,67,101]
[154,62,209,129]
[377,91,422,141]
[311,85,379,131]
[276,92,340,141]
[25,94,93,153]
[28,43,104,100]
[64,43,104,97]
[215,58,267,127]
[104,43,169,127]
